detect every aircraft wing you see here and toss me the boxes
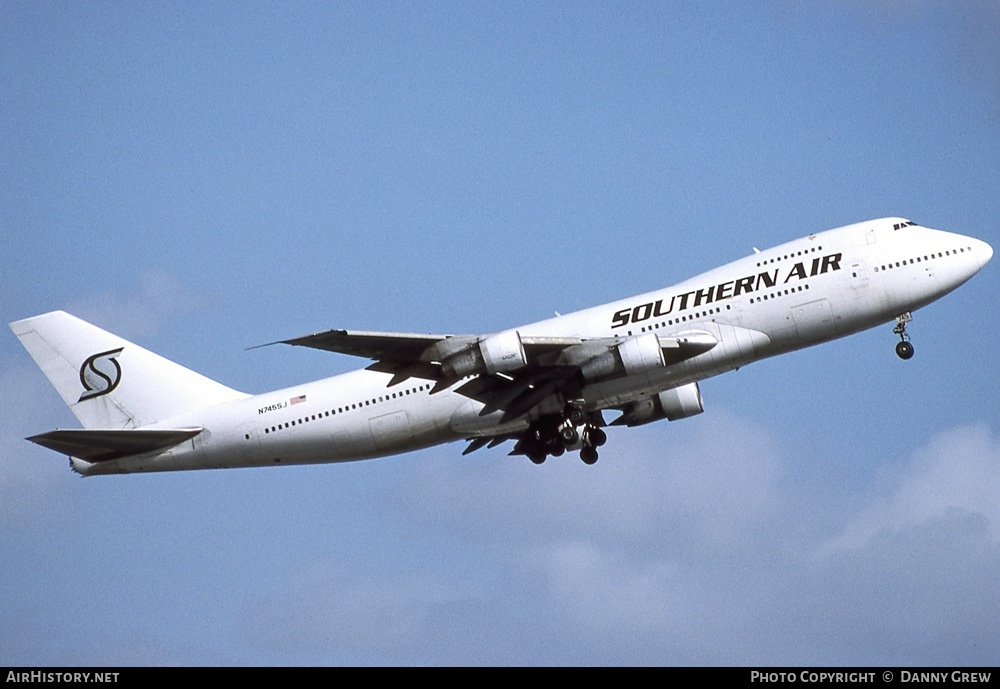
[275,327,717,419]
[279,329,586,361]
[277,329,475,383]
[277,328,714,366]
[275,329,593,383]
[280,329,457,362]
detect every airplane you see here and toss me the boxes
[10,217,993,476]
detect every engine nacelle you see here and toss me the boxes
[440,330,527,378]
[613,382,704,427]
[658,381,704,421]
[580,332,666,382]
[618,332,666,375]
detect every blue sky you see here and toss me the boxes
[2,1,999,665]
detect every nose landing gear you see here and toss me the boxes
[893,312,914,360]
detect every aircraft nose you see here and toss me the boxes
[974,238,994,270]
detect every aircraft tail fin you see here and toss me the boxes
[10,311,249,429]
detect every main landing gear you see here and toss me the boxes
[516,406,607,466]
[893,312,914,360]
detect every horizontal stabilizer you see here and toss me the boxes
[27,428,202,462]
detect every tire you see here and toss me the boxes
[586,427,607,447]
[560,426,579,445]
[895,341,914,360]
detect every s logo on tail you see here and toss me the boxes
[79,348,124,401]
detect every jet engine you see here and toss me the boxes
[612,381,704,427]
[579,332,666,382]
[440,330,527,379]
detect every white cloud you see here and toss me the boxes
[247,414,1000,664]
[525,539,686,635]
[0,362,79,534]
[391,408,786,551]
[257,557,481,650]
[818,424,1000,556]
[65,268,210,340]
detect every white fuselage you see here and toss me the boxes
[81,218,992,475]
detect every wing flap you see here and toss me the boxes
[27,428,203,462]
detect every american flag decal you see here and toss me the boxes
[290,395,307,405]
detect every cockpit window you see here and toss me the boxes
[893,220,920,230]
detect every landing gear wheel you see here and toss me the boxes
[559,426,579,445]
[893,312,914,360]
[568,407,586,426]
[540,431,561,455]
[586,427,607,447]
[580,447,598,465]
[527,451,546,465]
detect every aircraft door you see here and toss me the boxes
[850,258,870,290]
[849,256,889,312]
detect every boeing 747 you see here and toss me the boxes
[11,217,992,475]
